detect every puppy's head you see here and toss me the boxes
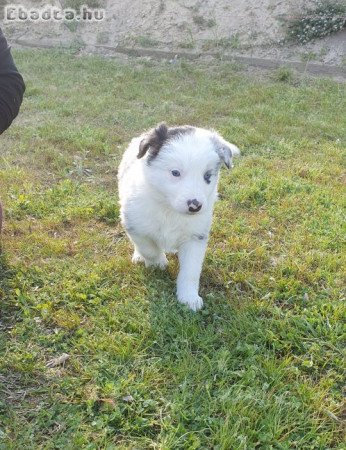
[138,123,240,215]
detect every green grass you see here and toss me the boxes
[0,49,345,449]
[131,35,160,48]
[202,35,242,51]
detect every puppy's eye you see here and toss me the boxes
[171,170,181,177]
[204,171,212,184]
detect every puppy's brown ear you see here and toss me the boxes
[137,123,169,159]
[211,133,240,168]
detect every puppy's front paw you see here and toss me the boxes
[132,251,145,264]
[155,254,169,269]
[177,292,204,311]
[145,254,168,269]
[133,251,168,269]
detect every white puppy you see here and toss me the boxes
[118,123,240,311]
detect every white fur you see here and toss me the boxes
[118,124,239,311]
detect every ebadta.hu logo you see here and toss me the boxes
[4,4,105,21]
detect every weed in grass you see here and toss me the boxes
[64,19,79,33]
[300,51,318,63]
[133,35,160,48]
[63,0,104,8]
[272,66,295,83]
[202,34,241,51]
[178,40,196,50]
[64,37,86,55]
[192,15,217,29]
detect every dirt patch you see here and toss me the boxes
[2,0,345,69]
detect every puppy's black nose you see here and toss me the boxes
[187,199,202,213]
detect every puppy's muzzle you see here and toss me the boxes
[187,199,202,213]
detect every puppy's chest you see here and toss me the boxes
[147,214,209,252]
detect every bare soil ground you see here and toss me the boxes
[2,0,345,71]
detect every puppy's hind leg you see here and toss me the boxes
[129,234,168,269]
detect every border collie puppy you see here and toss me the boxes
[118,123,240,311]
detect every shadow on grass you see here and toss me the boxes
[144,259,246,353]
[0,251,17,320]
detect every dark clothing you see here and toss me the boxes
[0,28,25,134]
[0,28,25,232]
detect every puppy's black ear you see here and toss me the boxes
[137,123,169,159]
[211,133,240,168]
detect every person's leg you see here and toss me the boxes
[0,27,25,235]
[0,27,26,134]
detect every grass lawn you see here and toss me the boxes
[0,49,345,449]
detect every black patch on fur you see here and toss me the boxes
[137,123,194,161]
[204,171,212,184]
[210,135,233,168]
[193,233,206,240]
